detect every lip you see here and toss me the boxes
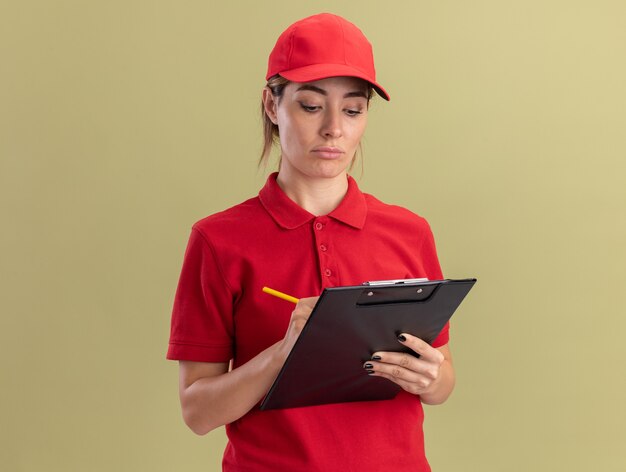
[311,147,345,159]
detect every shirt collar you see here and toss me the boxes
[259,172,367,230]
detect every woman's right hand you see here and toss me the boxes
[277,296,319,359]
[178,295,320,435]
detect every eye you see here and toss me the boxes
[345,108,363,117]
[299,103,320,113]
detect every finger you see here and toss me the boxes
[364,360,418,383]
[373,370,432,395]
[292,296,319,317]
[365,355,439,382]
[297,296,319,310]
[364,361,435,395]
[299,296,320,305]
[396,333,444,364]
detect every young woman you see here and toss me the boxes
[168,13,454,471]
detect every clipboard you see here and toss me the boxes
[260,278,476,410]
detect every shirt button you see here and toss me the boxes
[324,269,332,277]
[320,244,327,252]
[315,222,324,231]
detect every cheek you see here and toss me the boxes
[277,121,297,152]
[346,120,367,145]
[278,117,311,150]
[275,113,293,149]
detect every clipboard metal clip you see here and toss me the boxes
[363,278,428,286]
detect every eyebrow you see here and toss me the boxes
[295,84,369,99]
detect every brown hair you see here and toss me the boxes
[259,75,375,168]
[259,75,290,167]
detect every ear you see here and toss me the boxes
[262,87,279,125]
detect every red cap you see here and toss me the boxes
[266,13,390,101]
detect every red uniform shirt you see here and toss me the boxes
[168,173,448,471]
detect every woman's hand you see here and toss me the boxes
[277,296,319,359]
[178,296,320,435]
[363,333,455,405]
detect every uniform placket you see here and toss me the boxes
[312,216,337,288]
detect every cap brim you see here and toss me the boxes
[277,63,390,101]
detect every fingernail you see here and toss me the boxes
[366,370,375,375]
[371,355,382,361]
[397,334,407,342]
[364,362,373,369]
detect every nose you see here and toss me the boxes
[320,109,342,139]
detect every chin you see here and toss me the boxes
[281,154,352,181]
[309,162,351,180]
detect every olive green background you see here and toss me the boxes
[2,1,625,470]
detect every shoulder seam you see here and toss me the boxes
[190,226,236,299]
[417,219,432,253]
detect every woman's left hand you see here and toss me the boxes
[363,333,455,404]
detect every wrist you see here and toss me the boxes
[267,340,290,372]
[420,360,455,405]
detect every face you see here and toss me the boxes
[263,76,369,182]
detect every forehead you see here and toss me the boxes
[288,76,370,95]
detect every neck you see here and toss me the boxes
[276,170,349,216]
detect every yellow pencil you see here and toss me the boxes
[262,286,299,304]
